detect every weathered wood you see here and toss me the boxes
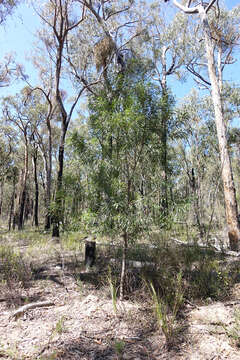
[85,241,96,268]
[9,300,55,320]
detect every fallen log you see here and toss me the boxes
[9,300,55,320]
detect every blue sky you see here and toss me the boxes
[0,1,240,104]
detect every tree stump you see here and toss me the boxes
[85,241,96,268]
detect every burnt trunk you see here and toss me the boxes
[8,175,16,231]
[52,141,65,238]
[85,241,96,268]
[45,121,53,231]
[33,150,39,227]
[18,140,29,230]
[18,188,26,230]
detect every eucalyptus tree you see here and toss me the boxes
[166,0,240,251]
[0,123,19,227]
[22,89,56,228]
[24,83,56,230]
[32,0,139,237]
[31,0,85,236]
[0,128,13,217]
[131,1,194,216]
[2,91,36,230]
[176,90,223,237]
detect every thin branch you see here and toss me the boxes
[172,0,199,14]
[186,64,211,86]
[114,20,139,38]
[105,6,131,21]
[206,0,217,13]
[68,4,86,31]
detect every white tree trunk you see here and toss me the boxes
[199,8,240,251]
[172,0,240,250]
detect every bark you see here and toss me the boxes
[199,8,240,251]
[32,149,39,227]
[120,231,128,301]
[18,137,29,230]
[40,149,51,231]
[45,119,52,230]
[0,180,4,217]
[50,0,78,237]
[84,241,96,268]
[160,91,169,216]
[8,175,16,231]
[190,167,205,237]
[24,192,32,223]
[10,301,55,320]
[155,46,173,216]
[13,170,23,230]
[173,0,240,251]
[52,136,66,237]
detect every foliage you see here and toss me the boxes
[70,63,174,241]
[114,340,125,359]
[107,266,118,314]
[223,309,240,347]
[0,245,31,288]
[149,271,184,349]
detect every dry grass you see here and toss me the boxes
[0,228,240,359]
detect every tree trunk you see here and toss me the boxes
[190,167,205,238]
[8,175,16,231]
[18,140,29,230]
[45,119,53,230]
[160,91,169,216]
[13,169,23,230]
[159,51,169,217]
[199,8,240,250]
[32,149,39,227]
[52,137,66,237]
[41,151,51,231]
[120,231,128,301]
[84,241,96,268]
[0,180,4,217]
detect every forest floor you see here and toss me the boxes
[1,229,240,359]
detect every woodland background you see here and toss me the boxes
[0,0,240,247]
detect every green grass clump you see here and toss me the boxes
[223,309,240,347]
[61,232,85,252]
[0,245,31,287]
[149,272,184,349]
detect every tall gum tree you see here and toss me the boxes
[2,93,34,230]
[33,0,139,237]
[34,0,91,237]
[168,0,240,250]
[22,87,55,230]
[132,2,193,216]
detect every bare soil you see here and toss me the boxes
[0,236,240,359]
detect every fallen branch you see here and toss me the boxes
[171,237,240,256]
[9,300,55,320]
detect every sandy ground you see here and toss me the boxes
[0,237,240,359]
